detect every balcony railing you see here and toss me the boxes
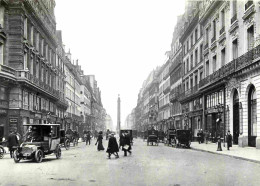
[219,26,225,35]
[204,43,208,50]
[245,1,253,10]
[0,65,16,76]
[231,13,237,24]
[199,44,260,88]
[211,36,216,44]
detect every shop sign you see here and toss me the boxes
[9,117,18,131]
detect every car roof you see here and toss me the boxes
[23,124,60,126]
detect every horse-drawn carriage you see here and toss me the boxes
[164,129,176,146]
[158,130,165,143]
[175,129,191,148]
[147,129,159,146]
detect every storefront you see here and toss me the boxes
[204,88,225,142]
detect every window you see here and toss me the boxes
[195,29,198,41]
[221,9,225,29]
[24,17,27,39]
[200,44,203,61]
[200,71,203,81]
[232,0,237,16]
[195,75,198,85]
[41,39,44,55]
[195,49,198,65]
[212,55,217,72]
[187,58,189,72]
[247,25,254,50]
[190,54,193,69]
[36,33,39,51]
[0,87,7,100]
[190,77,193,89]
[187,40,189,51]
[0,43,3,65]
[41,66,44,82]
[30,57,33,75]
[24,52,28,70]
[30,26,34,44]
[36,61,39,78]
[232,39,238,59]
[206,27,209,44]
[191,35,193,46]
[212,20,216,41]
[205,61,209,76]
[221,48,225,67]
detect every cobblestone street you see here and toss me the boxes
[1,138,260,186]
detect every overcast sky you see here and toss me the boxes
[55,0,185,130]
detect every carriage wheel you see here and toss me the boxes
[35,149,43,163]
[0,146,4,159]
[65,139,70,150]
[13,150,20,163]
[55,146,62,159]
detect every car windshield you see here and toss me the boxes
[24,126,42,142]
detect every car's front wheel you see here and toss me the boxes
[13,150,20,163]
[35,149,43,163]
[65,139,70,150]
[55,146,61,159]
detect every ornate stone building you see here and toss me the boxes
[0,0,68,138]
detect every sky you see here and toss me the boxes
[55,0,185,130]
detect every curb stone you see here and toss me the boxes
[191,147,260,164]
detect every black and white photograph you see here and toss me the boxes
[1,0,260,185]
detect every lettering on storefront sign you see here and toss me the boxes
[9,117,18,131]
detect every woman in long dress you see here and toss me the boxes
[95,131,105,151]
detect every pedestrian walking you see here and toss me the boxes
[226,130,232,150]
[204,130,209,144]
[197,130,201,144]
[120,131,132,156]
[7,130,19,158]
[86,131,91,145]
[106,133,119,159]
[95,131,105,151]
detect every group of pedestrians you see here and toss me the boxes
[197,129,233,150]
[83,130,132,159]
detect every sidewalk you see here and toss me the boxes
[191,141,260,163]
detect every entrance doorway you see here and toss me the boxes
[233,89,239,145]
[248,85,257,147]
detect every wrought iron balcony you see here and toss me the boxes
[231,13,237,24]
[219,27,225,35]
[211,36,216,44]
[204,43,208,50]
[199,44,260,88]
[245,0,253,10]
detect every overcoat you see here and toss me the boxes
[7,133,19,148]
[106,136,119,153]
[227,133,232,147]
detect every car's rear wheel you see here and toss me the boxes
[13,150,20,163]
[65,139,70,150]
[35,149,43,163]
[55,146,61,159]
[0,146,4,159]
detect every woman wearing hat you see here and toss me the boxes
[106,133,119,159]
[95,131,105,151]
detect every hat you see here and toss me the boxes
[111,133,115,136]
[99,131,103,134]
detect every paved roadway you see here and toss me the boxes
[1,138,260,186]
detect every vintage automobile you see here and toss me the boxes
[164,129,176,147]
[147,129,159,146]
[120,129,133,145]
[13,124,62,163]
[0,142,5,159]
[175,129,192,148]
[60,129,70,150]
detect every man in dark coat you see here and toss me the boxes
[106,133,119,159]
[7,130,19,158]
[86,131,91,145]
[121,131,132,156]
[226,130,232,150]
